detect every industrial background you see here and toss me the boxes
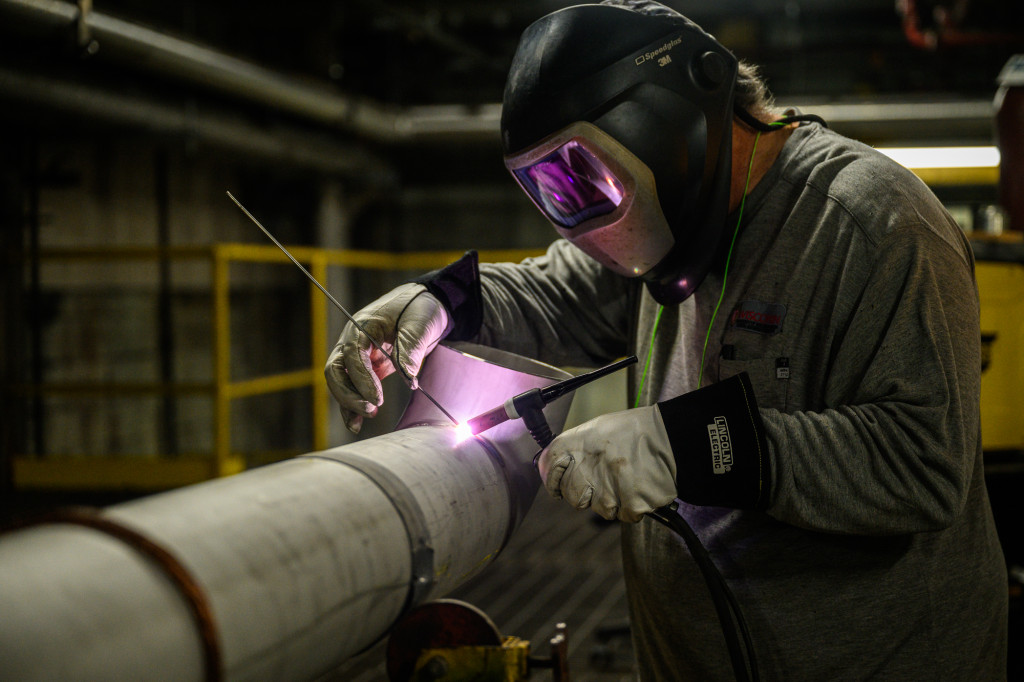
[1,0,1023,680]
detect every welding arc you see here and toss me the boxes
[226,191,459,426]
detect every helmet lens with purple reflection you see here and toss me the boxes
[512,140,625,228]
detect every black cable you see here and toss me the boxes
[644,104,820,681]
[777,113,829,128]
[734,106,829,132]
[648,504,759,682]
[527,357,759,681]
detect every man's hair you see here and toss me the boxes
[598,0,777,119]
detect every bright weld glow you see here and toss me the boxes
[877,146,1000,169]
[453,422,474,443]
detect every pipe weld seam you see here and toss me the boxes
[1,506,222,682]
[301,453,436,609]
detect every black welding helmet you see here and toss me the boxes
[501,3,738,304]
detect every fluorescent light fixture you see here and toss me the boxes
[876,146,1000,169]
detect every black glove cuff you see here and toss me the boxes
[411,250,483,341]
[657,372,771,509]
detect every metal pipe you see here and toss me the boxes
[0,343,573,681]
[0,66,394,181]
[0,0,996,146]
[785,98,996,145]
[0,0,400,142]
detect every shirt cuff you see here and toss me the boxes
[411,250,483,341]
[657,372,771,509]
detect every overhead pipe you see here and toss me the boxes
[0,65,395,181]
[0,343,573,681]
[0,0,404,143]
[0,0,997,146]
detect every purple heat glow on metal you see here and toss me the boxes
[396,343,572,447]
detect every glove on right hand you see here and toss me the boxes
[324,283,450,433]
[537,405,677,523]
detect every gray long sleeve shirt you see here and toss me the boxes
[471,123,1007,680]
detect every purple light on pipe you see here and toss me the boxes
[395,344,574,464]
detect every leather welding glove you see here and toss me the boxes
[325,283,450,433]
[540,373,771,520]
[537,405,677,523]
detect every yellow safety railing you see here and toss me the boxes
[11,244,545,490]
[19,233,1017,491]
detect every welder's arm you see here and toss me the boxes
[324,283,451,434]
[400,241,636,368]
[476,240,636,367]
[538,373,770,522]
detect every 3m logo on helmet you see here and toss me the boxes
[634,36,683,66]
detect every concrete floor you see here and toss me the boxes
[326,490,638,681]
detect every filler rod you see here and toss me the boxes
[226,191,459,426]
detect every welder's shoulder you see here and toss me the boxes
[799,129,967,261]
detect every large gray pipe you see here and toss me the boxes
[0,343,573,681]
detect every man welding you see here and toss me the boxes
[325,1,1008,679]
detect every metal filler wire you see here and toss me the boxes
[226,191,460,427]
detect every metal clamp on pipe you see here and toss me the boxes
[304,451,435,614]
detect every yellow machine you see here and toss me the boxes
[386,600,569,682]
[976,250,1024,452]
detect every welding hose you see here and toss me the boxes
[532,451,759,681]
[648,504,759,682]
[523,371,758,681]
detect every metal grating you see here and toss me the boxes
[325,490,638,681]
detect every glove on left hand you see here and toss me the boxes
[537,405,677,523]
[324,283,449,433]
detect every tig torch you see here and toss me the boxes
[464,356,637,449]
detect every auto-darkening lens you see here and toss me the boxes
[513,140,625,228]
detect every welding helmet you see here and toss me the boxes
[501,3,738,304]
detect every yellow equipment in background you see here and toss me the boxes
[976,247,1024,452]
[386,600,569,682]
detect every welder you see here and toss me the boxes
[325,1,1008,679]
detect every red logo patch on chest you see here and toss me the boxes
[729,300,787,335]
